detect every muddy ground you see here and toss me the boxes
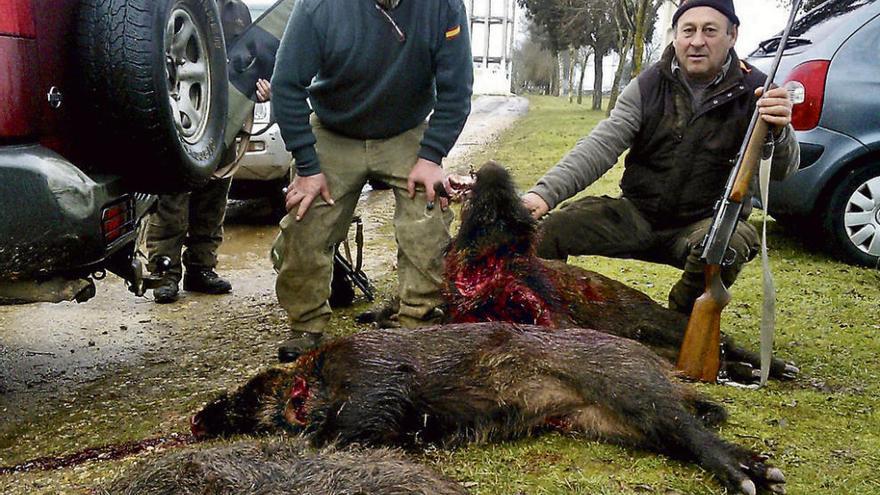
[0,96,528,493]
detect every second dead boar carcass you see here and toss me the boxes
[192,323,786,495]
[100,436,464,495]
[443,161,797,382]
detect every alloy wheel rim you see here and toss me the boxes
[844,175,880,257]
[164,7,211,145]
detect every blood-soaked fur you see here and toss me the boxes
[193,323,785,494]
[100,437,464,495]
[443,161,797,382]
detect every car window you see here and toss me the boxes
[752,0,878,55]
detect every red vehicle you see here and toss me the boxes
[0,0,283,303]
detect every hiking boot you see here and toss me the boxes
[153,279,179,304]
[278,331,324,363]
[183,269,232,294]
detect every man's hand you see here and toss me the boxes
[755,86,793,133]
[522,192,550,220]
[285,173,334,221]
[256,78,271,102]
[407,158,451,210]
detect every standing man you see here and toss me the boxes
[522,0,800,315]
[271,0,473,360]
[147,0,257,304]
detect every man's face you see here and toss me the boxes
[673,6,738,82]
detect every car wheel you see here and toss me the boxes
[76,0,228,193]
[823,163,880,267]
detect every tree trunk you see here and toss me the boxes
[551,49,560,96]
[607,36,632,116]
[631,0,650,79]
[568,47,576,103]
[592,49,603,110]
[577,48,589,105]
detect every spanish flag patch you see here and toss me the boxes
[445,25,461,40]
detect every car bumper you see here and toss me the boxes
[0,144,151,283]
[234,123,291,181]
[766,126,869,217]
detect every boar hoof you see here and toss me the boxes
[782,363,800,380]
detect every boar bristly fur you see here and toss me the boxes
[444,161,796,382]
[102,437,465,495]
[193,323,784,495]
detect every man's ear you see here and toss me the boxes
[729,23,739,45]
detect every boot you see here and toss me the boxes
[153,279,179,304]
[278,331,324,363]
[183,269,232,294]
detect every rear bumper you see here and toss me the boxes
[766,126,869,217]
[233,123,291,181]
[0,144,151,282]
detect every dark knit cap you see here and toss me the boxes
[672,0,740,27]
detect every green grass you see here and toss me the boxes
[439,95,880,494]
[2,95,878,494]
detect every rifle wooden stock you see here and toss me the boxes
[676,264,731,382]
[675,119,770,382]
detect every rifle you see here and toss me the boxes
[676,0,801,382]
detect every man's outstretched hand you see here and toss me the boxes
[522,192,550,220]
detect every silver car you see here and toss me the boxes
[748,0,880,267]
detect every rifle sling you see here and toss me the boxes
[758,143,776,386]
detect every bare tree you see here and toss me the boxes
[512,24,557,94]
[517,0,567,95]
[560,0,616,109]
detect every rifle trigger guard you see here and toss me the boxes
[722,246,738,267]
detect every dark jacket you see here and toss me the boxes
[530,44,799,228]
[624,45,764,227]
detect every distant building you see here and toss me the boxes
[465,0,516,95]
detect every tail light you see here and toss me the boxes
[784,60,831,131]
[101,198,135,244]
[0,0,36,38]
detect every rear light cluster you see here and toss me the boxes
[0,1,36,38]
[101,198,135,244]
[784,60,831,131]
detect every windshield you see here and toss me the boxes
[752,0,878,55]
[244,0,274,22]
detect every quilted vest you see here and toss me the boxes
[622,45,767,228]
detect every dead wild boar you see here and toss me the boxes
[443,161,797,383]
[101,436,465,495]
[192,323,785,495]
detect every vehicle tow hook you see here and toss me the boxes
[130,256,172,295]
